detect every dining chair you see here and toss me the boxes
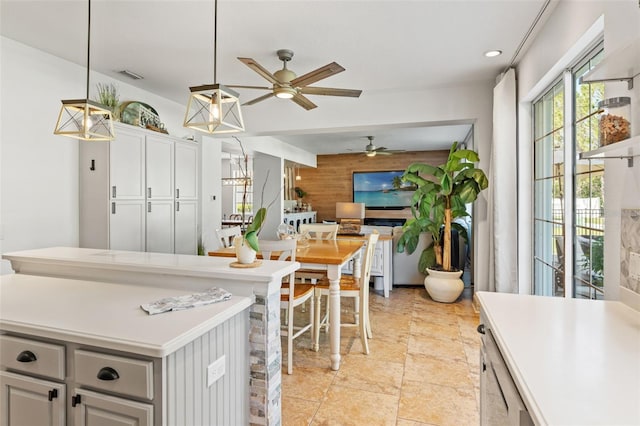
[216,226,242,248]
[299,223,339,240]
[259,239,314,375]
[313,230,379,354]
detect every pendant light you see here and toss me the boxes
[295,166,302,181]
[184,0,244,134]
[53,0,114,141]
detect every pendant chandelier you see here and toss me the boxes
[53,0,114,141]
[184,0,244,134]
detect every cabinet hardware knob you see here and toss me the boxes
[16,350,37,363]
[112,202,116,214]
[477,324,485,335]
[71,394,81,407]
[148,187,152,198]
[48,389,58,401]
[176,188,180,199]
[90,159,95,171]
[176,201,180,212]
[112,186,117,198]
[148,202,152,213]
[97,366,120,381]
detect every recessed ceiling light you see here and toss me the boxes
[484,50,503,58]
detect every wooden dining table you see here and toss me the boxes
[208,238,365,371]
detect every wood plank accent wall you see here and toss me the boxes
[296,150,449,222]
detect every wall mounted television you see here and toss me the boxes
[352,170,415,210]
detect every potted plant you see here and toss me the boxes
[396,141,488,302]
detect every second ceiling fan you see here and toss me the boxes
[361,136,406,157]
[229,49,362,110]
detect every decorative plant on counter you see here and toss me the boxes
[397,141,489,273]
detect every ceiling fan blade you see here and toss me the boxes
[227,85,271,90]
[238,57,279,85]
[243,92,275,106]
[299,87,362,98]
[290,62,345,87]
[291,93,317,110]
[374,151,394,155]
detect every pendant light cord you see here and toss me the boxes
[86,0,91,100]
[213,0,218,83]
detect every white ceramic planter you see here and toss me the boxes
[233,236,257,264]
[424,268,464,303]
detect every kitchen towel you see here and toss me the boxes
[141,287,232,315]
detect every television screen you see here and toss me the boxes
[353,170,415,209]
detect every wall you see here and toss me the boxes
[0,37,188,256]
[297,150,449,222]
[515,1,640,306]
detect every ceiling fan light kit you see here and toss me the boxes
[183,0,245,134]
[54,0,115,141]
[361,136,405,157]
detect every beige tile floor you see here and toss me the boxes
[281,285,481,425]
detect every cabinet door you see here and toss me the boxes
[0,371,65,426]
[146,200,174,254]
[174,141,198,200]
[110,201,146,251]
[175,200,198,255]
[146,136,174,200]
[72,388,153,426]
[110,128,145,200]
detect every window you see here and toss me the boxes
[533,43,604,299]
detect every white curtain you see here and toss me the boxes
[488,68,518,293]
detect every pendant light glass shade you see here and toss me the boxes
[184,0,244,134]
[53,0,115,141]
[54,99,115,141]
[184,84,244,133]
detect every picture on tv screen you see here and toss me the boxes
[353,170,416,209]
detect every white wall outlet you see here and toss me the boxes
[207,355,225,387]
[629,252,640,281]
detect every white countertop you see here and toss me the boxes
[0,274,252,358]
[2,246,299,283]
[477,291,640,426]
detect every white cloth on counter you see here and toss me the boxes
[141,287,232,315]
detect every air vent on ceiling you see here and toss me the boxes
[118,70,144,80]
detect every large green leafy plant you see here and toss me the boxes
[396,142,488,273]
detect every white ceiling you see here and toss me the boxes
[1,0,552,154]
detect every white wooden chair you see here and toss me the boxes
[314,230,379,354]
[216,226,241,248]
[259,239,314,375]
[299,223,339,240]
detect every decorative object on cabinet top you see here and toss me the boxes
[119,101,168,134]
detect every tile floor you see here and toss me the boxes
[281,285,481,425]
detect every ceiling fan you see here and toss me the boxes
[360,136,405,157]
[228,49,362,110]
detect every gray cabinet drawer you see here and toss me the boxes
[0,335,65,380]
[74,350,154,400]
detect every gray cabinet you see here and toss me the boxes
[0,371,66,426]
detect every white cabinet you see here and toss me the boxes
[80,123,198,254]
[173,141,199,255]
[175,200,198,255]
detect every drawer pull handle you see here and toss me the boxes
[97,366,120,381]
[71,394,81,407]
[48,389,58,401]
[16,350,37,363]
[477,324,485,335]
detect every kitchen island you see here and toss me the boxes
[477,291,640,425]
[0,273,252,425]
[3,247,299,425]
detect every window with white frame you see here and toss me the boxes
[533,43,604,299]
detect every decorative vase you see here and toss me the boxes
[233,236,257,264]
[424,268,464,303]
